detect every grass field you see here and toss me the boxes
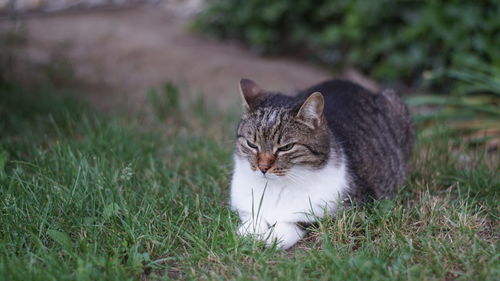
[0,83,498,281]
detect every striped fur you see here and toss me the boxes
[231,78,414,248]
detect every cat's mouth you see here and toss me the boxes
[261,173,281,180]
[251,166,288,179]
[271,168,288,176]
[250,163,288,178]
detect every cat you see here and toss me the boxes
[230,78,414,249]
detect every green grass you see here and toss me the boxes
[0,83,498,281]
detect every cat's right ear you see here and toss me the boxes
[239,78,266,111]
[296,92,324,129]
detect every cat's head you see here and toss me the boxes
[235,79,331,178]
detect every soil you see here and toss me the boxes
[8,5,340,111]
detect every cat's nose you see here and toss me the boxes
[257,152,275,174]
[258,165,270,174]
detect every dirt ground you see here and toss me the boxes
[6,5,344,111]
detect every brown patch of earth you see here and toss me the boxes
[5,5,343,111]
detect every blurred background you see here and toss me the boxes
[1,0,499,148]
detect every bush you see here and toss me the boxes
[194,0,500,87]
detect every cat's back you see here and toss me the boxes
[300,79,414,201]
[299,80,409,133]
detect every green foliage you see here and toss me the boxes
[194,0,500,86]
[408,66,500,149]
[147,82,180,120]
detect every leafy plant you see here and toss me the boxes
[194,0,500,88]
[147,81,180,120]
[408,67,500,150]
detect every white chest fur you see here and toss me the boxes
[230,155,348,248]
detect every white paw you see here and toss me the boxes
[264,222,305,250]
[237,219,269,238]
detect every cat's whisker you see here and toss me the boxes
[287,170,307,182]
[288,175,300,184]
[286,171,306,184]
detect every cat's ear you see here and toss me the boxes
[296,92,324,128]
[239,78,266,111]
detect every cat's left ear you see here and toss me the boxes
[239,78,266,111]
[296,92,324,128]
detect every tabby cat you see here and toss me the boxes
[230,78,413,249]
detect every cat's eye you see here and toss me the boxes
[278,143,295,152]
[246,140,258,149]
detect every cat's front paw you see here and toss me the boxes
[265,222,305,250]
[237,219,269,238]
